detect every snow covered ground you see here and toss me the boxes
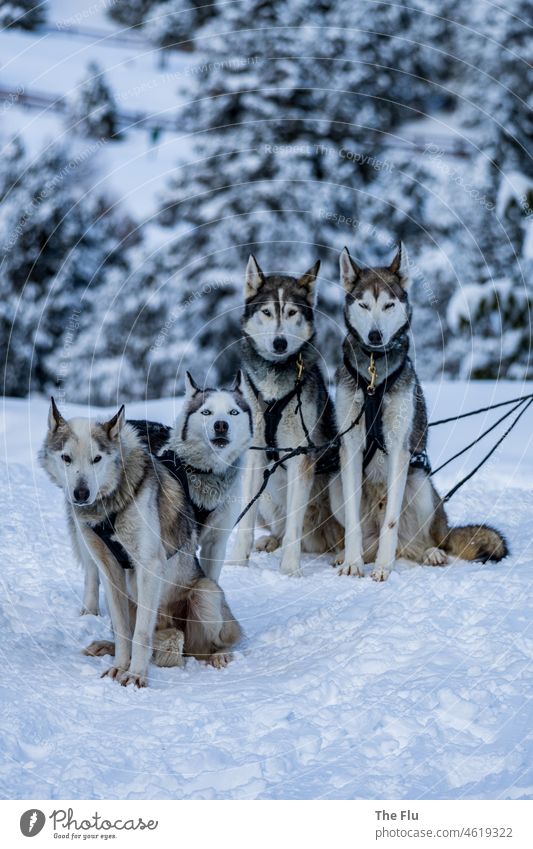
[0,382,532,800]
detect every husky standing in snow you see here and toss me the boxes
[230,255,343,577]
[39,399,242,687]
[158,371,253,582]
[330,244,508,581]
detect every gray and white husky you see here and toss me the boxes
[39,399,242,686]
[161,371,253,582]
[330,244,508,581]
[231,255,342,577]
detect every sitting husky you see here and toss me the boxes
[39,399,242,686]
[159,371,253,582]
[330,244,508,581]
[231,255,342,577]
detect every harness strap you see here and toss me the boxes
[247,372,304,463]
[158,449,215,530]
[343,354,409,470]
[91,513,134,569]
[158,449,193,504]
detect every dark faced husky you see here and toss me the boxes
[39,400,242,686]
[230,255,342,577]
[330,244,508,581]
[161,371,253,582]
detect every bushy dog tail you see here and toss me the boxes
[440,524,508,562]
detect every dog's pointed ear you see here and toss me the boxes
[103,405,125,441]
[48,396,65,432]
[184,371,200,397]
[340,247,360,292]
[231,369,244,393]
[297,260,320,304]
[389,242,411,289]
[245,254,265,300]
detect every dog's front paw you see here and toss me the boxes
[119,670,148,688]
[424,546,448,566]
[83,640,115,657]
[337,561,364,577]
[255,534,281,553]
[331,549,345,566]
[101,664,128,681]
[80,605,99,616]
[207,652,233,668]
[226,545,251,568]
[370,565,390,582]
[280,557,302,577]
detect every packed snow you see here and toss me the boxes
[0,383,532,800]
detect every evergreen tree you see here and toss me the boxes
[0,0,46,30]
[0,140,136,396]
[146,1,220,62]
[66,62,120,141]
[108,0,158,29]
[446,0,533,378]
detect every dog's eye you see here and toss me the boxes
[287,308,297,318]
[358,302,369,310]
[93,455,102,464]
[384,302,396,310]
[201,409,212,416]
[229,409,239,416]
[61,454,71,464]
[261,308,272,317]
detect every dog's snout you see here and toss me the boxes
[273,336,288,353]
[73,484,90,504]
[214,420,229,435]
[368,329,383,346]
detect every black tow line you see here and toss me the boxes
[431,392,533,503]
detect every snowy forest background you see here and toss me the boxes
[0,0,532,404]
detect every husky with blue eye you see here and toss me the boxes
[160,371,253,582]
[329,244,508,581]
[230,255,343,577]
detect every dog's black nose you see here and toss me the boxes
[214,420,229,435]
[273,336,288,353]
[368,329,383,346]
[73,485,90,504]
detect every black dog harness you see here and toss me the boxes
[343,353,431,473]
[247,374,305,463]
[131,420,216,529]
[158,448,215,529]
[91,512,134,569]
[247,356,340,474]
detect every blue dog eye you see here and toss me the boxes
[201,409,211,416]
[229,409,239,416]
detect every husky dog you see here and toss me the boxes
[330,244,508,581]
[160,371,253,582]
[39,399,242,686]
[231,255,343,577]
